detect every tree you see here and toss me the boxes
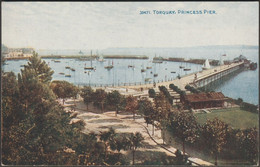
[138,98,153,127]
[237,127,258,164]
[106,90,123,116]
[127,132,144,165]
[154,92,171,139]
[148,88,156,98]
[24,52,54,84]
[2,55,86,165]
[50,80,79,104]
[100,128,116,157]
[125,96,139,120]
[236,98,243,105]
[154,92,171,120]
[80,86,93,110]
[138,98,157,135]
[158,86,173,105]
[201,118,229,165]
[109,134,129,154]
[92,89,107,112]
[169,110,199,157]
[174,149,190,165]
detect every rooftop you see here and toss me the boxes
[183,92,226,103]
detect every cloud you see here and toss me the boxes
[2,2,259,49]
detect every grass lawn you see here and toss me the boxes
[195,108,258,129]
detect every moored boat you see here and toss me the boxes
[141,69,146,72]
[202,59,211,70]
[183,68,191,71]
[104,65,113,69]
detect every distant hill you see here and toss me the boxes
[101,45,258,56]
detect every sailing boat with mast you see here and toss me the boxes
[128,60,135,68]
[202,59,211,70]
[104,60,114,69]
[152,54,163,63]
[84,50,95,70]
[98,54,105,62]
[179,61,185,69]
[65,63,71,77]
[141,63,146,72]
[183,59,191,71]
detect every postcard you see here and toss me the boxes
[1,2,259,166]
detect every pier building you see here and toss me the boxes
[180,92,227,109]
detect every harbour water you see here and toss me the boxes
[3,46,259,105]
[3,58,201,86]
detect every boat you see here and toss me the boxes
[141,63,146,72]
[59,72,65,75]
[84,67,94,70]
[146,66,152,69]
[179,66,185,69]
[104,65,113,69]
[98,55,105,62]
[54,60,61,63]
[105,60,114,70]
[171,71,176,73]
[3,62,8,65]
[145,78,151,82]
[152,54,163,63]
[128,65,135,68]
[84,54,95,70]
[71,68,75,71]
[65,66,70,69]
[152,59,163,63]
[20,65,25,67]
[202,59,211,70]
[154,74,158,77]
[65,74,71,77]
[183,68,191,71]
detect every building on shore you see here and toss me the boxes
[180,92,227,109]
[3,47,34,59]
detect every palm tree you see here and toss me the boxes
[99,128,115,157]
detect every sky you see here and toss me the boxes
[2,2,259,50]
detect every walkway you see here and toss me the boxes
[63,99,213,166]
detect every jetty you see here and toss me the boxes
[116,61,245,90]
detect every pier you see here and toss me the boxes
[116,61,245,91]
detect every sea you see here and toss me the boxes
[2,46,259,105]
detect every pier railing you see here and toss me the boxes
[76,78,176,88]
